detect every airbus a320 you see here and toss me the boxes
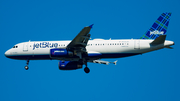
[5,13,174,73]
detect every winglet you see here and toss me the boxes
[113,60,118,65]
[89,24,94,28]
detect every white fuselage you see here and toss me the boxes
[4,39,174,61]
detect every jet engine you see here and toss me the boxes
[58,61,82,70]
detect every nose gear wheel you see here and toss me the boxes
[25,60,29,70]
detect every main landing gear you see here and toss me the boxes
[79,59,90,73]
[84,67,90,73]
[78,59,90,73]
[24,60,29,70]
[84,61,90,73]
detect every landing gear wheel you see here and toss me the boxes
[25,66,29,70]
[24,59,29,70]
[84,67,90,73]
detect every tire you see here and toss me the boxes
[84,67,90,73]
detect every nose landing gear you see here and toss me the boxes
[24,60,29,70]
[25,66,29,70]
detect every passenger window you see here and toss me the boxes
[13,46,15,48]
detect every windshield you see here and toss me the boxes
[13,46,18,48]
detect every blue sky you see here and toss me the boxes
[1,0,180,101]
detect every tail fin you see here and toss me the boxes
[140,12,172,39]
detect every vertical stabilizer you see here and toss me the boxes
[140,12,171,39]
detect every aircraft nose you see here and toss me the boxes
[5,50,10,57]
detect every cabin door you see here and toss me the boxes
[23,43,28,51]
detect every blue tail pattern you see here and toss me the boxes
[140,12,171,39]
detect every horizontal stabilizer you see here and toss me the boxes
[165,46,173,49]
[150,35,166,45]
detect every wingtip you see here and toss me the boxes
[114,60,118,65]
[89,24,94,28]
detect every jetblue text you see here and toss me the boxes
[33,42,58,50]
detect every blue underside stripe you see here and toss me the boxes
[6,53,141,60]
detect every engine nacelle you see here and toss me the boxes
[58,61,82,70]
[50,48,73,58]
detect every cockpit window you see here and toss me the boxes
[13,46,18,48]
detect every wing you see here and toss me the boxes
[67,24,93,52]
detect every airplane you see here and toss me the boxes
[4,12,174,73]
